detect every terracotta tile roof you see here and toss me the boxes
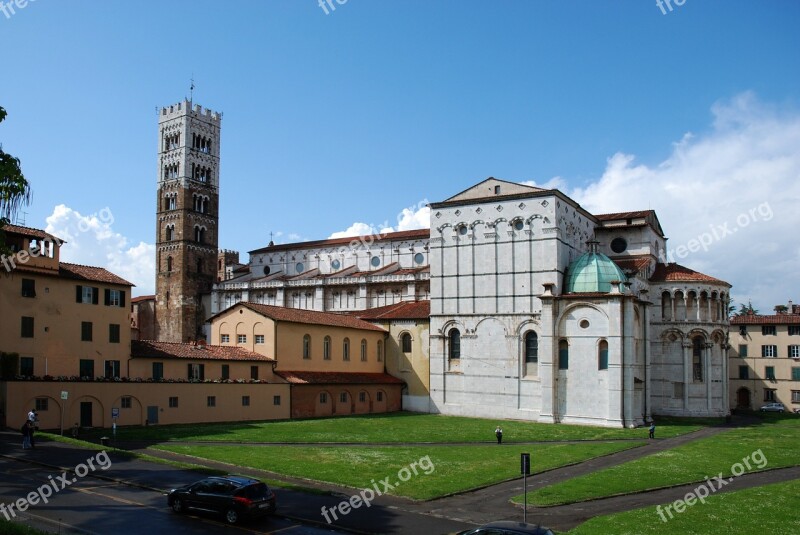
[275,370,405,385]
[393,266,430,275]
[131,295,155,303]
[355,301,431,321]
[249,229,430,255]
[132,340,275,362]
[59,262,134,286]
[612,256,652,274]
[1,223,62,242]
[595,210,655,221]
[215,303,387,332]
[730,315,800,325]
[649,263,728,285]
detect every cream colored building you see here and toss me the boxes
[729,305,800,411]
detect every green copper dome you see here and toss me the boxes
[565,248,627,293]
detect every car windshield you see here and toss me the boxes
[235,483,269,500]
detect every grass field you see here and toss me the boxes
[568,478,800,534]
[82,412,714,444]
[517,414,800,506]
[155,441,646,500]
[0,520,47,535]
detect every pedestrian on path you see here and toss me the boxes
[21,420,32,449]
[495,425,503,444]
[649,421,656,439]
[27,409,37,448]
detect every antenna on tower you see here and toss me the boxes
[16,211,27,226]
[189,74,195,104]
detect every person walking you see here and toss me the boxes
[21,420,31,449]
[27,409,37,448]
[495,425,503,444]
[649,421,656,439]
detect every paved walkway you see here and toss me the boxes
[3,415,797,534]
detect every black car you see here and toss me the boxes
[166,475,276,524]
[456,521,555,535]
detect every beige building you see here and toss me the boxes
[208,302,404,417]
[729,305,800,411]
[356,301,431,412]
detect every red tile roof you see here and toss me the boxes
[355,301,431,321]
[214,303,387,332]
[1,223,62,242]
[131,295,155,303]
[649,263,728,285]
[275,371,405,385]
[59,262,134,286]
[132,340,275,362]
[730,315,800,325]
[249,229,430,254]
[595,210,656,221]
[612,256,652,274]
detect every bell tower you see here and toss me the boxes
[155,99,221,342]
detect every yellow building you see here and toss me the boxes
[729,306,800,411]
[209,302,404,417]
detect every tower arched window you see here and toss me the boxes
[692,337,704,382]
[165,225,173,241]
[166,256,173,273]
[525,331,538,364]
[448,328,460,360]
[303,334,311,359]
[196,258,203,274]
[401,333,412,353]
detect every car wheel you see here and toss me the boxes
[225,509,239,524]
[171,499,184,514]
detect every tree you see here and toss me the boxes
[774,305,789,314]
[0,105,32,252]
[735,301,759,316]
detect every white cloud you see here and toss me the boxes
[329,198,430,239]
[45,204,155,295]
[567,91,800,312]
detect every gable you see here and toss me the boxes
[443,177,545,203]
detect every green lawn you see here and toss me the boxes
[86,412,713,444]
[155,441,645,500]
[568,478,800,535]
[517,414,800,506]
[0,520,47,535]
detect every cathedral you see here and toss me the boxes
[158,100,731,427]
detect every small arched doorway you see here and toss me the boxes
[736,387,751,409]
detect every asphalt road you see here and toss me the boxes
[0,454,344,535]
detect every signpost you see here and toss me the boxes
[521,453,531,523]
[60,391,68,436]
[111,408,119,439]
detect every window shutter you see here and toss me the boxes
[119,290,126,308]
[92,287,99,304]
[199,364,205,381]
[76,285,82,303]
[188,364,193,380]
[104,289,111,306]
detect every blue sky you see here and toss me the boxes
[1,0,799,311]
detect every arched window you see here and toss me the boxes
[343,338,350,361]
[323,336,331,360]
[377,340,383,362]
[558,340,569,370]
[196,258,203,274]
[525,331,538,363]
[361,339,367,361]
[598,340,609,370]
[165,225,173,241]
[401,333,412,353]
[303,334,311,359]
[448,329,460,360]
[693,337,704,382]
[166,256,173,272]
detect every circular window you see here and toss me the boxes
[458,225,468,235]
[610,237,628,254]
[263,266,271,276]
[331,259,341,270]
[514,220,524,231]
[295,262,304,273]
[371,256,381,267]
[414,252,425,265]
[580,319,590,329]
